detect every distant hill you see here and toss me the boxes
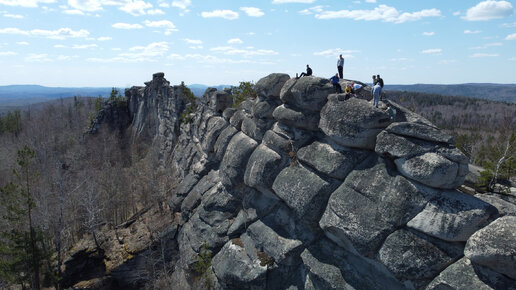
[385,83,516,103]
[0,85,112,106]
[188,84,233,97]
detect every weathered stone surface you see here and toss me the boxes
[386,122,453,143]
[241,117,273,141]
[255,73,290,99]
[229,109,246,130]
[246,219,303,266]
[319,97,391,149]
[426,257,516,290]
[279,77,334,112]
[464,216,516,279]
[475,194,516,216]
[220,132,258,183]
[407,190,498,242]
[222,107,236,120]
[212,239,267,289]
[272,164,336,223]
[395,152,465,189]
[378,229,454,287]
[301,238,404,290]
[200,116,228,153]
[297,141,371,180]
[320,156,431,256]
[272,104,320,131]
[245,144,287,191]
[213,125,238,161]
[375,131,436,159]
[252,98,281,119]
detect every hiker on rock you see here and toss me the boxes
[372,75,378,86]
[298,64,312,78]
[377,74,384,88]
[372,82,382,108]
[337,54,344,79]
[384,103,396,120]
[330,73,342,93]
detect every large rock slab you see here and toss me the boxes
[200,116,228,153]
[385,122,453,143]
[212,239,267,289]
[464,216,516,279]
[475,194,516,216]
[244,144,287,191]
[319,157,431,256]
[213,125,238,161]
[301,238,404,290]
[426,257,516,290]
[395,152,465,189]
[272,104,320,131]
[378,229,454,288]
[407,190,498,242]
[219,132,258,183]
[279,77,334,112]
[252,98,281,119]
[255,73,290,99]
[375,131,436,159]
[319,97,391,149]
[272,164,336,223]
[297,141,371,180]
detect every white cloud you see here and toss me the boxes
[240,7,264,17]
[119,0,153,16]
[63,9,84,15]
[98,36,112,41]
[421,48,442,54]
[72,44,97,49]
[54,44,66,48]
[502,21,516,27]
[470,53,499,57]
[464,29,482,34]
[57,55,78,61]
[314,5,441,24]
[67,0,102,12]
[439,59,457,64]
[144,20,177,34]
[0,0,55,8]
[313,48,359,57]
[25,53,51,62]
[88,42,169,63]
[112,22,143,29]
[201,10,239,20]
[227,38,243,44]
[273,0,316,4]
[463,1,513,21]
[172,0,190,10]
[0,27,90,39]
[509,57,516,61]
[422,32,434,36]
[470,42,503,49]
[299,5,323,15]
[184,38,202,45]
[210,46,278,57]
[16,41,29,45]
[0,51,17,56]
[505,33,516,40]
[366,0,376,3]
[147,9,164,15]
[0,27,30,35]
[3,13,23,18]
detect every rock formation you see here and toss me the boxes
[69,73,516,289]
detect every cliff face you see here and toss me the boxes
[73,73,516,289]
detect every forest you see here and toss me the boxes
[0,86,514,289]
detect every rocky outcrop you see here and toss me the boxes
[72,72,516,289]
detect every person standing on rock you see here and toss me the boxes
[372,82,382,108]
[372,75,378,86]
[337,54,344,79]
[377,75,384,88]
[330,73,342,93]
[298,64,312,78]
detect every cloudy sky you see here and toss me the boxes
[0,0,515,87]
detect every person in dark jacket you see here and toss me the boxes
[298,64,312,78]
[377,74,384,88]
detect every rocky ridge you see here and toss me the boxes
[69,73,516,289]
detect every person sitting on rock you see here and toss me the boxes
[384,103,396,120]
[352,82,363,94]
[330,73,342,93]
[345,83,353,94]
[298,64,312,78]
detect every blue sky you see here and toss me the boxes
[0,0,515,87]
